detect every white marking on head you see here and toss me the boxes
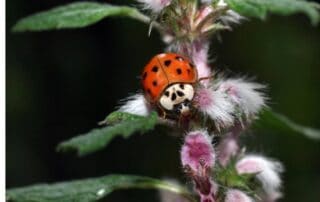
[159,83,194,111]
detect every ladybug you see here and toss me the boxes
[141,53,198,119]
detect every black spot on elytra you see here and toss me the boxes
[147,89,151,94]
[171,93,177,101]
[152,66,158,72]
[175,56,184,61]
[187,69,191,74]
[177,91,185,97]
[176,68,182,75]
[164,91,170,97]
[143,72,147,80]
[152,80,157,86]
[189,63,195,68]
[164,60,171,67]
[179,84,185,89]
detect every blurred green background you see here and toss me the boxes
[6,0,320,201]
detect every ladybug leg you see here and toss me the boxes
[159,106,167,119]
[162,110,167,119]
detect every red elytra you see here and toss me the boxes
[141,53,198,103]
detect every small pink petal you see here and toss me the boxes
[225,189,253,202]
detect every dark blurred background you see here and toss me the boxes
[6,0,320,201]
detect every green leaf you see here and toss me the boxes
[255,109,320,140]
[7,174,195,202]
[12,2,151,32]
[57,112,158,156]
[99,111,146,125]
[225,0,320,25]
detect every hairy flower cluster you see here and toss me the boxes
[118,0,283,201]
[194,77,266,129]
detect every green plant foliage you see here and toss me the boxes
[256,109,320,140]
[99,111,146,125]
[6,174,195,202]
[225,0,320,25]
[57,112,158,156]
[12,2,151,32]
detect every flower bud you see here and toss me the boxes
[194,86,235,129]
[236,155,283,200]
[218,78,266,118]
[225,189,253,202]
[137,0,171,13]
[217,134,239,166]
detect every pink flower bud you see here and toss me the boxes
[236,155,283,199]
[181,130,215,171]
[225,189,253,202]
[189,40,211,81]
[217,122,244,166]
[137,0,171,13]
[218,78,266,118]
[195,6,214,27]
[217,134,239,166]
[194,86,235,129]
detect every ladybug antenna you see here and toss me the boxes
[198,74,215,82]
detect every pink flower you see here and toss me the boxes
[181,130,215,171]
[225,189,253,202]
[181,130,217,202]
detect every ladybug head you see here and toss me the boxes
[158,83,195,117]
